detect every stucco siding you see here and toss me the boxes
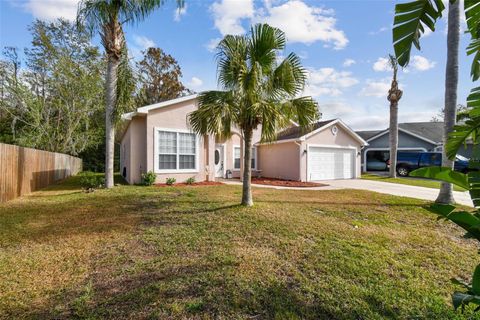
[258,142,300,181]
[120,117,147,184]
[145,99,210,184]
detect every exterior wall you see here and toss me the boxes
[120,116,147,184]
[300,126,363,181]
[145,99,213,184]
[257,142,300,181]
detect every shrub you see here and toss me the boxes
[141,171,157,186]
[166,177,176,186]
[79,171,103,192]
[185,177,195,185]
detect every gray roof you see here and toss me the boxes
[398,122,443,143]
[276,119,336,141]
[356,130,383,141]
[356,122,443,144]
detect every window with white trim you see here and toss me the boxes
[233,146,256,170]
[157,130,197,170]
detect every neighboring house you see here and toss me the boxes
[120,94,368,184]
[356,121,473,172]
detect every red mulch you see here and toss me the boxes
[155,181,223,187]
[250,177,327,187]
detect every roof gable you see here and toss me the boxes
[275,119,368,145]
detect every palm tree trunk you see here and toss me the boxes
[105,57,120,189]
[436,0,459,204]
[241,127,253,206]
[389,102,398,178]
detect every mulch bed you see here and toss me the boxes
[155,181,223,187]
[250,177,327,188]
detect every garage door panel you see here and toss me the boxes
[308,147,354,181]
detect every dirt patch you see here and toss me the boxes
[250,177,327,187]
[155,181,224,188]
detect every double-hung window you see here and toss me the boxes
[157,129,197,171]
[233,146,256,170]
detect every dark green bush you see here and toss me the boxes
[79,171,103,192]
[141,171,157,186]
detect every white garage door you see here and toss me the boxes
[308,147,355,181]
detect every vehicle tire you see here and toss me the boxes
[397,166,409,177]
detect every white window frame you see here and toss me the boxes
[233,145,257,171]
[154,127,199,173]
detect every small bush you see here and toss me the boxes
[79,171,103,192]
[185,177,195,185]
[141,171,157,186]
[166,177,176,186]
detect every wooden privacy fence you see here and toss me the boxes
[0,143,82,202]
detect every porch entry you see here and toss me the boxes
[214,144,225,178]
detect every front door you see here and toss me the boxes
[214,145,224,178]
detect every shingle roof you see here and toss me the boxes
[398,122,443,143]
[276,119,336,141]
[355,122,444,143]
[356,130,383,141]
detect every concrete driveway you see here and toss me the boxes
[222,179,473,207]
[316,179,473,207]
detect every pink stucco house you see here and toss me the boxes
[120,94,368,185]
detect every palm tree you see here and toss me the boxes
[435,0,460,204]
[387,54,402,178]
[77,0,182,188]
[189,24,319,206]
[392,0,460,204]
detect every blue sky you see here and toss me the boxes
[0,0,474,130]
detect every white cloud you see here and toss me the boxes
[174,4,187,22]
[410,55,436,71]
[188,77,203,88]
[256,0,348,48]
[368,26,388,35]
[205,38,221,52]
[304,67,359,98]
[343,59,356,67]
[373,57,390,72]
[210,0,254,35]
[133,35,156,50]
[23,0,79,21]
[360,78,391,98]
[128,35,156,60]
[209,0,348,49]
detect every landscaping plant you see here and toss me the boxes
[410,94,480,311]
[185,177,195,185]
[141,171,157,186]
[189,23,320,206]
[79,171,104,192]
[166,177,176,186]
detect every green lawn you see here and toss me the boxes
[362,173,467,192]
[0,175,478,319]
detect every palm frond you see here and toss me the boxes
[446,86,480,159]
[393,0,445,66]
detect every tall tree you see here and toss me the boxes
[387,54,402,178]
[189,24,319,206]
[136,47,191,105]
[0,19,104,155]
[77,0,180,188]
[392,0,459,204]
[436,0,460,204]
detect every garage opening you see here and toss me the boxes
[364,149,425,172]
[308,147,355,181]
